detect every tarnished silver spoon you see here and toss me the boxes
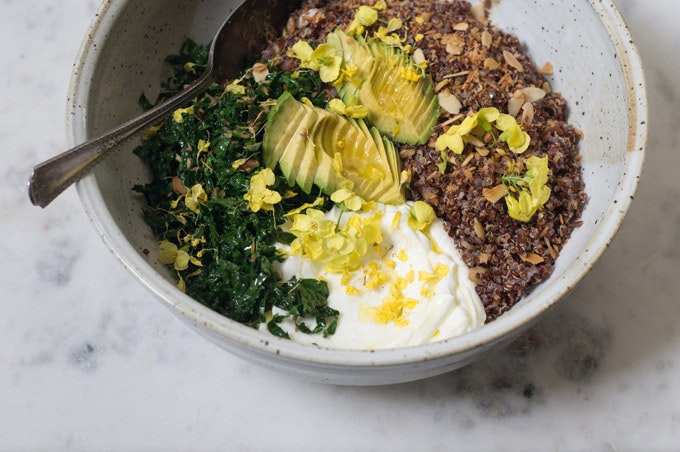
[29,0,300,208]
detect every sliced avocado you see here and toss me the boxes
[328,30,440,145]
[262,92,309,169]
[276,104,319,190]
[262,93,405,204]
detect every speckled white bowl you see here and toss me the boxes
[70,0,646,385]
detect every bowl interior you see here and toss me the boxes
[71,0,646,384]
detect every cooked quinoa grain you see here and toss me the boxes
[265,0,586,322]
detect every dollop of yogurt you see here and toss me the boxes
[272,203,485,350]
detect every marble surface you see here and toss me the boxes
[2,0,678,449]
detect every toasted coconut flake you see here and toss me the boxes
[520,101,535,126]
[461,152,475,167]
[413,48,426,65]
[503,50,524,72]
[443,34,465,55]
[538,61,554,75]
[508,92,524,117]
[172,176,188,195]
[473,218,486,241]
[484,57,500,71]
[470,2,485,21]
[482,184,507,204]
[453,22,469,31]
[434,79,451,92]
[251,63,269,83]
[520,86,547,103]
[520,253,545,265]
[468,266,487,284]
[438,89,462,114]
[478,252,491,264]
[476,147,490,157]
[542,81,552,93]
[481,30,492,48]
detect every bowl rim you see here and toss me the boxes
[71,0,647,368]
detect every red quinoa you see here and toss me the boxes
[266,0,587,322]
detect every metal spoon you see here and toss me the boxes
[29,0,301,208]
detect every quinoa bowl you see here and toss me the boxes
[71,0,646,385]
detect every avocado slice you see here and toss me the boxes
[328,30,440,145]
[262,93,405,204]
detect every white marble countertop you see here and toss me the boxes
[2,0,678,449]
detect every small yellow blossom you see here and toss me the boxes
[184,184,208,214]
[141,125,161,141]
[158,240,201,271]
[373,0,387,11]
[407,200,436,231]
[231,158,249,169]
[435,107,532,172]
[173,106,195,124]
[291,41,342,83]
[243,168,282,213]
[347,5,379,36]
[225,80,246,95]
[331,188,366,211]
[400,66,422,82]
[288,207,383,274]
[415,33,425,43]
[504,156,551,222]
[328,98,369,119]
[184,62,197,74]
[496,114,531,154]
[197,139,210,157]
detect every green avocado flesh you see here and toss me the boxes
[263,92,404,204]
[326,30,439,145]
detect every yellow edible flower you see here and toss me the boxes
[243,168,282,213]
[225,80,246,95]
[496,114,531,154]
[141,125,161,141]
[328,98,369,119]
[184,62,197,75]
[435,107,531,172]
[290,41,342,83]
[158,240,201,271]
[407,200,436,231]
[331,188,366,212]
[197,139,210,157]
[373,0,387,11]
[504,156,551,222]
[172,106,195,124]
[288,207,383,274]
[347,5,379,36]
[400,66,422,82]
[184,184,208,214]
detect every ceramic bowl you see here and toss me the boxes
[70,0,646,385]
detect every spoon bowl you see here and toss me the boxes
[28,0,300,208]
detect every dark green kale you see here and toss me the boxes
[133,40,337,337]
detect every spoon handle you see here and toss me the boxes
[28,72,214,208]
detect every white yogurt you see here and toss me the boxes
[271,203,485,350]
